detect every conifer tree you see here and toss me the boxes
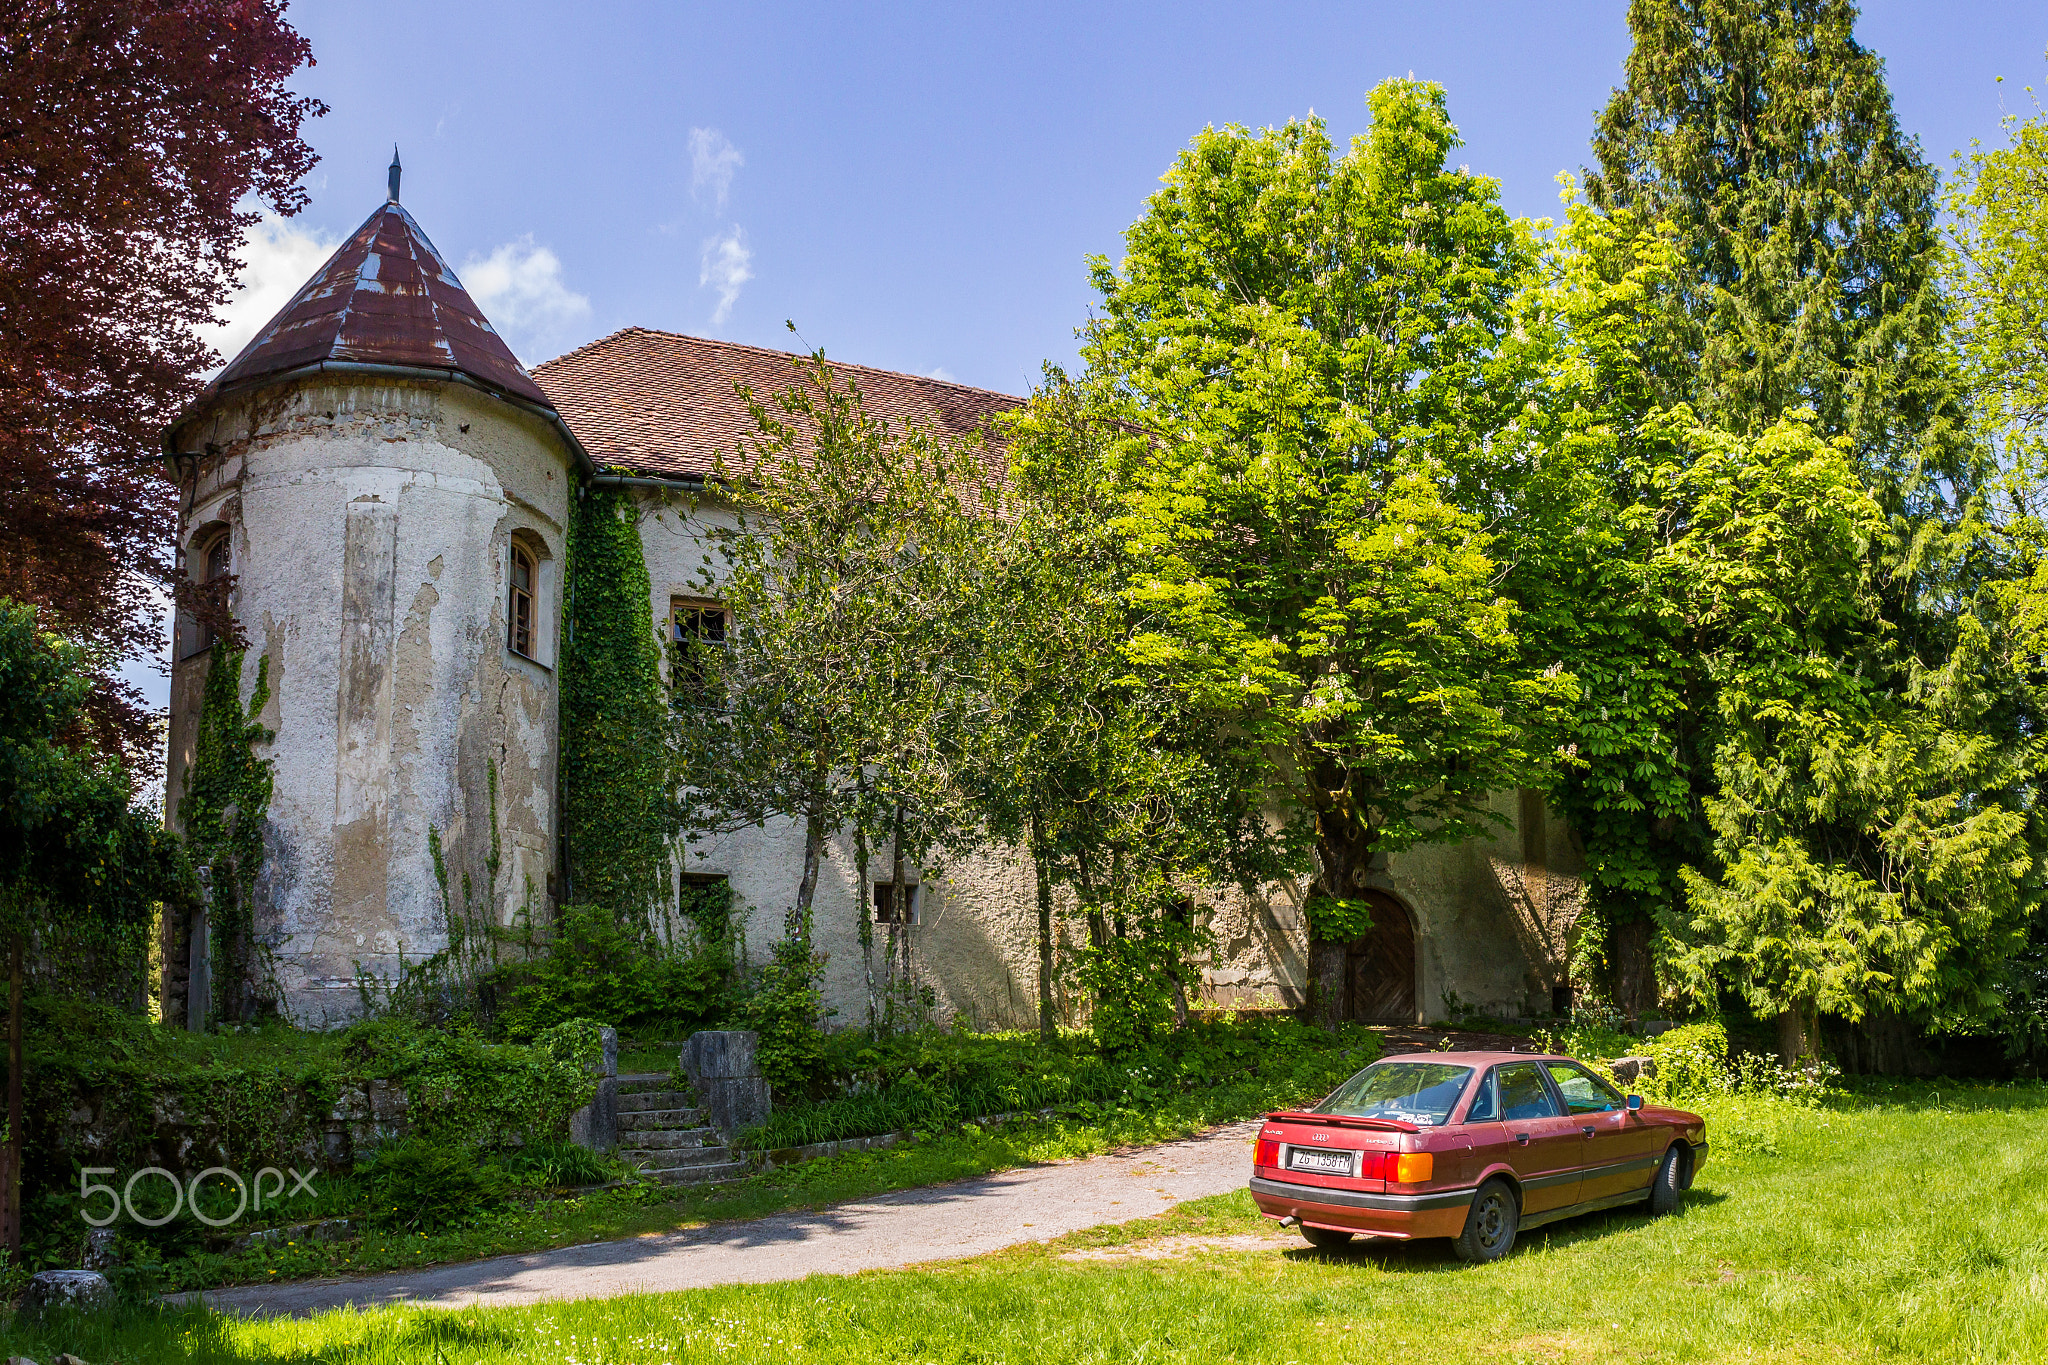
[1560,3,2043,1065]
[1585,0,1966,503]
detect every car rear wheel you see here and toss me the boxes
[1300,1224,1354,1250]
[1452,1179,1518,1264]
[1649,1145,1686,1216]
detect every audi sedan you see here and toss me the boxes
[1248,1051,1708,1262]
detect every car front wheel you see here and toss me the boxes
[1300,1224,1354,1250]
[1452,1178,1518,1264]
[1649,1145,1686,1216]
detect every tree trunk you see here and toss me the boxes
[793,770,826,940]
[889,803,908,934]
[853,809,876,1034]
[1307,804,1375,1031]
[1031,807,1056,1042]
[2,932,22,1257]
[1609,917,1657,1021]
[1776,1005,1812,1067]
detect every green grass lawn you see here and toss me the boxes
[12,1080,2048,1363]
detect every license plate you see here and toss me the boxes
[1287,1148,1352,1175]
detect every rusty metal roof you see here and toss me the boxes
[206,198,553,410]
[532,327,1020,481]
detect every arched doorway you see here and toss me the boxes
[1345,891,1417,1022]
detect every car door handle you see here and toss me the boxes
[1514,1132,1530,1145]
[1582,1126,1597,1137]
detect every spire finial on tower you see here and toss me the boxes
[388,145,402,203]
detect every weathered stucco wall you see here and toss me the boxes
[635,490,1584,1032]
[168,376,574,1025]
[166,414,1582,1032]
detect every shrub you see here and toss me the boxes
[486,899,733,1041]
[498,1139,626,1191]
[735,1015,1381,1150]
[741,928,831,1094]
[360,1138,509,1232]
[337,1017,601,1149]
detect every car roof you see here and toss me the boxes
[1370,1051,1568,1065]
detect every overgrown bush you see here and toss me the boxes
[498,1139,627,1191]
[736,1014,1381,1151]
[741,926,831,1094]
[485,894,734,1042]
[6,1002,604,1280]
[359,1138,511,1232]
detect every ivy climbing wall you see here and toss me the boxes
[561,483,672,925]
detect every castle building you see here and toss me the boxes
[164,172,1582,1030]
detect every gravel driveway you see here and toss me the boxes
[196,1121,1262,1318]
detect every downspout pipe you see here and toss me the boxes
[580,473,706,496]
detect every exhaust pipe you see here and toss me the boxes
[1279,1215,1300,1228]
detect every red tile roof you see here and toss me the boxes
[532,327,1021,481]
[207,199,552,409]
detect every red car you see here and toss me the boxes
[1249,1051,1708,1262]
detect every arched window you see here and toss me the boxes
[509,543,536,658]
[196,532,231,650]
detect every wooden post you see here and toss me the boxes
[3,931,23,1257]
[188,864,212,1034]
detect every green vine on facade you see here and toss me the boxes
[562,482,673,929]
[181,647,277,1018]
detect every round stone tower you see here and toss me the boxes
[164,160,589,1025]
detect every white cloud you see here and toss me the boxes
[690,127,744,209]
[700,227,753,325]
[462,237,592,365]
[199,214,339,373]
[927,366,957,383]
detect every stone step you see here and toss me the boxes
[617,1072,674,1092]
[619,1107,706,1132]
[621,1143,735,1171]
[620,1126,721,1151]
[617,1089,694,1113]
[645,1160,751,1187]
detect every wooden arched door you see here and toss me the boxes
[1345,892,1417,1022]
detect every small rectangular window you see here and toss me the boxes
[873,882,918,925]
[509,545,536,657]
[670,598,729,707]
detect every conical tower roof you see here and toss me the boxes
[208,194,552,410]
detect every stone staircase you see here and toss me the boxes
[615,1073,750,1185]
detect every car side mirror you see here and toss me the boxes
[1626,1094,1643,1112]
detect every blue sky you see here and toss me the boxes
[152,0,2048,716]
[223,0,2048,393]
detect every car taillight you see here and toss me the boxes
[1255,1138,1279,1168]
[1389,1152,1434,1184]
[1355,1150,1386,1180]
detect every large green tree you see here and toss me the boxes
[1083,81,1574,1026]
[975,373,1281,1041]
[1943,79,2048,1053]
[0,600,189,1252]
[680,349,997,1032]
[1563,2,2011,1051]
[1585,0,1966,500]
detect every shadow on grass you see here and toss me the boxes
[1271,1190,1730,1273]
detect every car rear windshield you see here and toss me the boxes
[1315,1061,1475,1126]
